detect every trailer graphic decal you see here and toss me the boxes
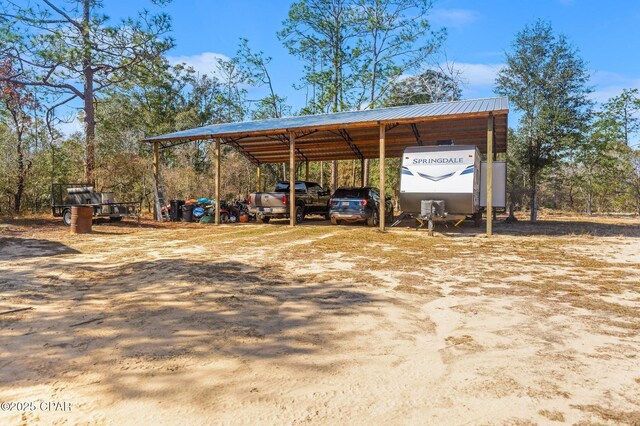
[415,171,456,181]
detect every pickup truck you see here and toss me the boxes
[247,181,331,224]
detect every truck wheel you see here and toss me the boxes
[109,216,123,223]
[220,212,229,223]
[257,215,270,224]
[62,209,72,226]
[295,205,305,224]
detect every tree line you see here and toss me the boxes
[0,1,638,218]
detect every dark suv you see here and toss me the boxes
[329,187,393,226]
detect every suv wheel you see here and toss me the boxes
[367,211,378,227]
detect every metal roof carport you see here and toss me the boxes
[144,97,509,234]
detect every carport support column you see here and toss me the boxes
[305,160,309,181]
[153,141,159,221]
[257,165,262,192]
[360,157,365,187]
[379,123,386,232]
[486,116,494,236]
[289,132,296,227]
[214,138,221,225]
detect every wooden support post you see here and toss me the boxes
[257,165,262,192]
[214,138,221,226]
[379,124,386,232]
[153,141,159,221]
[305,160,309,181]
[360,157,365,187]
[331,160,338,193]
[319,161,324,187]
[289,132,296,227]
[486,116,494,236]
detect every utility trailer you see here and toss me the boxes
[51,183,141,226]
[396,145,506,232]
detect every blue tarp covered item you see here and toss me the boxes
[193,207,205,218]
[196,197,210,204]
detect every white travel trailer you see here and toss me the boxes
[399,145,505,221]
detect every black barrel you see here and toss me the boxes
[170,200,185,222]
[181,204,194,222]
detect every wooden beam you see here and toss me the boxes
[305,160,309,180]
[486,116,494,236]
[379,123,386,232]
[214,138,221,226]
[289,132,296,227]
[360,157,365,187]
[410,123,422,145]
[257,165,262,192]
[153,141,159,221]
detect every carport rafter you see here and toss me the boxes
[410,123,422,145]
[224,137,261,166]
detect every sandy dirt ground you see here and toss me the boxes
[1,214,639,425]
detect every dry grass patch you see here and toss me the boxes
[571,404,640,425]
[538,409,565,422]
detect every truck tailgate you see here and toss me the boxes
[251,192,287,207]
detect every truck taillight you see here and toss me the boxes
[247,195,252,204]
[331,200,338,206]
[282,195,287,204]
[361,199,367,206]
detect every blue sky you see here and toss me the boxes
[61,0,640,134]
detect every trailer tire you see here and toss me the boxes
[330,217,338,225]
[62,208,72,226]
[257,215,270,224]
[109,216,123,223]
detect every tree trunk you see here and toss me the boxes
[351,159,356,186]
[586,191,593,215]
[14,137,25,213]
[529,172,537,222]
[82,0,96,185]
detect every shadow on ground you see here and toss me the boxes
[0,237,80,259]
[0,248,383,401]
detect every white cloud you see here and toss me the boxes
[166,51,231,77]
[430,8,480,28]
[454,62,505,87]
[57,114,83,137]
[589,70,640,104]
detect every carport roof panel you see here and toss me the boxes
[144,97,509,142]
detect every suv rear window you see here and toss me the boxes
[333,188,368,199]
